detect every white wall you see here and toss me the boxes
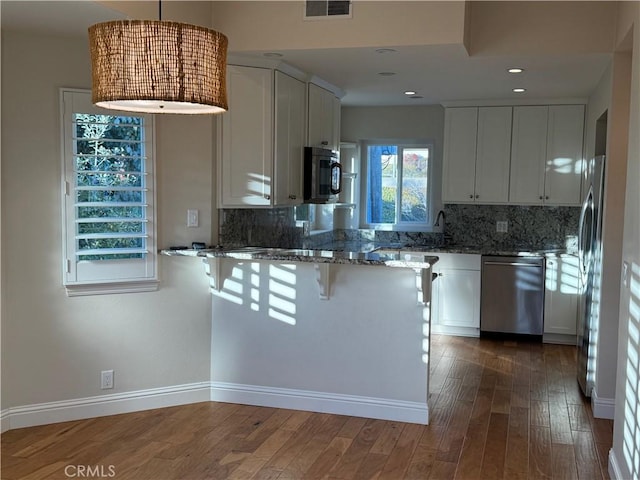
[211,1,467,51]
[0,28,214,415]
[583,50,632,413]
[467,1,617,55]
[611,2,640,479]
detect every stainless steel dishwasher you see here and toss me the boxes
[480,255,545,338]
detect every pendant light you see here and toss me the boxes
[88,2,228,114]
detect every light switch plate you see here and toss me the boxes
[187,209,199,228]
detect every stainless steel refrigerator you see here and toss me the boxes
[577,155,606,397]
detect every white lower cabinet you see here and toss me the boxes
[544,255,579,343]
[431,253,481,337]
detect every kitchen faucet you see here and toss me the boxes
[434,209,445,227]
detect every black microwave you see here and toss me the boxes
[303,147,342,204]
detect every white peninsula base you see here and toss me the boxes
[209,259,432,424]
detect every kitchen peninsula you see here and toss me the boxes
[164,247,438,424]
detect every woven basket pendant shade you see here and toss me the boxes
[89,20,228,114]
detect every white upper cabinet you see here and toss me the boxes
[220,65,273,207]
[475,107,513,203]
[307,83,340,151]
[510,105,585,206]
[443,107,512,204]
[509,106,548,204]
[544,105,585,206]
[219,66,306,208]
[442,107,477,202]
[273,71,306,206]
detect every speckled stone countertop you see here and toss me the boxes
[161,242,576,268]
[161,246,439,269]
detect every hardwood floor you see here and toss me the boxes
[1,335,613,479]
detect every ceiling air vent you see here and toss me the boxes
[305,1,352,19]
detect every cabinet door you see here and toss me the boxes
[544,256,579,336]
[308,83,338,150]
[274,71,305,206]
[475,107,512,203]
[220,66,273,207]
[442,107,478,203]
[434,268,481,328]
[509,106,548,204]
[545,105,585,205]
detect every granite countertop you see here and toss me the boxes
[161,246,439,269]
[160,242,576,266]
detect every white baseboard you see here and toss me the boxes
[431,325,479,338]
[210,381,429,425]
[591,389,615,419]
[1,381,429,433]
[609,447,625,480]
[1,382,210,433]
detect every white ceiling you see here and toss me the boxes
[1,1,612,107]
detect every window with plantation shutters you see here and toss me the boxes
[61,89,158,296]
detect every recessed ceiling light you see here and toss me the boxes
[263,52,283,58]
[375,48,397,54]
[508,67,524,74]
[378,72,396,76]
[512,88,527,93]
[404,91,417,95]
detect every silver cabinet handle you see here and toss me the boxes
[289,194,297,200]
[321,141,328,146]
[539,195,544,200]
[475,195,479,199]
[469,194,474,199]
[545,196,549,200]
[484,261,542,267]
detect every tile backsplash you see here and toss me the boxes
[219,204,579,252]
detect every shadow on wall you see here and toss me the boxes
[622,261,640,478]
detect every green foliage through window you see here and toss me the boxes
[73,114,148,261]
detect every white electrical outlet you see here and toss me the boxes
[187,209,199,228]
[101,370,114,389]
[496,221,508,233]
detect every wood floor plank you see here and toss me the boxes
[479,412,509,479]
[428,460,458,479]
[529,426,552,479]
[369,422,404,455]
[1,335,614,480]
[352,452,388,480]
[551,443,578,480]
[378,423,422,480]
[567,403,592,432]
[404,444,438,480]
[573,430,605,480]
[303,436,353,480]
[454,415,489,480]
[548,391,574,444]
[530,400,551,428]
[436,400,474,463]
[504,406,529,479]
[326,418,385,480]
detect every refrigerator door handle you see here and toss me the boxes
[578,187,594,278]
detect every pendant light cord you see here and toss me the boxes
[158,0,162,21]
